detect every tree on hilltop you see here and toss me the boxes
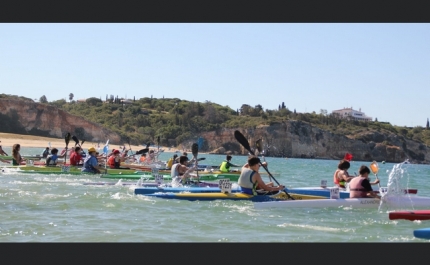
[39,95,48,103]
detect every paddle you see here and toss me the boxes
[234,130,294,200]
[64,132,71,165]
[370,160,381,189]
[157,136,160,155]
[255,138,273,183]
[72,135,81,148]
[191,143,199,181]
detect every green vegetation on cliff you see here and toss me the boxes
[1,94,430,151]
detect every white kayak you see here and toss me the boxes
[254,195,430,209]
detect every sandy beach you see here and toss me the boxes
[0,132,180,153]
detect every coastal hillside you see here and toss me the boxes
[0,94,429,163]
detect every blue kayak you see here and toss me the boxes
[413,228,430,240]
[134,186,242,195]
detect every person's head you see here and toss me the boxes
[149,150,154,154]
[88,147,96,154]
[359,165,371,177]
[51,148,59,155]
[95,152,99,156]
[247,155,261,170]
[45,147,49,150]
[74,147,81,152]
[179,155,189,165]
[13,144,21,151]
[173,154,178,159]
[183,152,188,156]
[338,159,350,170]
[226,155,232,161]
[113,150,120,156]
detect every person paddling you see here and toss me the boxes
[41,147,50,158]
[12,144,24,166]
[219,155,240,173]
[238,155,284,195]
[333,159,354,188]
[107,150,130,169]
[81,147,102,174]
[349,165,380,199]
[0,141,9,156]
[46,148,66,166]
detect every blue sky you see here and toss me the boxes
[1,23,429,127]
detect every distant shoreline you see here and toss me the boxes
[0,132,185,153]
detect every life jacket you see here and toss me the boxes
[349,176,369,198]
[46,154,59,166]
[219,161,230,173]
[238,168,258,195]
[166,158,173,169]
[333,169,346,188]
[81,155,99,173]
[107,156,121,169]
[139,156,146,163]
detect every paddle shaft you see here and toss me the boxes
[234,131,294,200]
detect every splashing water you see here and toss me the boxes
[378,160,411,211]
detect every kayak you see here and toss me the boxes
[0,155,43,160]
[389,210,430,221]
[141,191,327,201]
[253,195,430,209]
[1,166,151,176]
[413,228,430,239]
[134,186,242,195]
[286,187,418,199]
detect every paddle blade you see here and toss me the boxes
[197,157,206,161]
[81,140,85,146]
[344,153,353,162]
[157,136,160,145]
[370,161,379,175]
[146,142,151,149]
[72,135,79,145]
[65,132,71,148]
[135,149,146,155]
[191,143,198,158]
[256,138,263,153]
[234,130,253,155]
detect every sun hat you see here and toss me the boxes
[88,147,96,153]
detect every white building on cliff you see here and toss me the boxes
[332,107,373,121]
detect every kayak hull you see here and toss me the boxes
[254,195,430,209]
[287,187,418,199]
[413,228,430,239]
[389,210,430,221]
[142,191,327,202]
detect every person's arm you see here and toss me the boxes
[340,171,354,182]
[253,172,284,192]
[228,162,241,167]
[361,179,380,198]
[369,178,380,185]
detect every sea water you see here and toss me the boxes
[1,147,430,242]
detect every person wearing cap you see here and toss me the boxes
[46,148,66,166]
[81,147,102,173]
[69,146,84,166]
[238,155,284,195]
[107,149,129,169]
[219,155,241,173]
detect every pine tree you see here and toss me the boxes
[426,118,429,129]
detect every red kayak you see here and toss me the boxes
[389,210,430,221]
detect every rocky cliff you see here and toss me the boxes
[201,121,430,164]
[0,98,121,143]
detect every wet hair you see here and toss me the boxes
[12,144,21,157]
[247,155,261,167]
[51,148,59,154]
[338,159,350,170]
[226,155,232,161]
[74,147,81,152]
[173,154,178,158]
[359,165,371,175]
[179,155,189,164]
[183,152,187,156]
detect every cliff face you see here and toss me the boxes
[0,98,121,143]
[201,121,430,164]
